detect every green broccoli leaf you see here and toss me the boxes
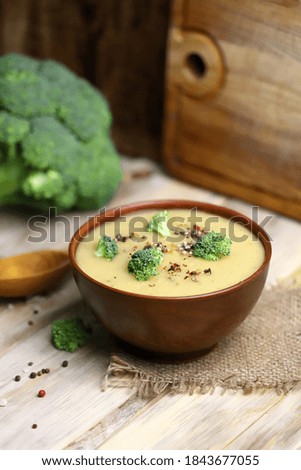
[51,318,90,353]
[128,247,163,281]
[58,79,112,142]
[193,231,232,261]
[0,71,56,117]
[0,111,30,144]
[22,116,81,172]
[95,235,119,260]
[22,170,64,200]
[146,210,171,237]
[0,53,39,76]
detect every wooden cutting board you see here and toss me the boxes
[163,0,301,220]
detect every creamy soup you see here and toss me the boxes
[75,209,266,297]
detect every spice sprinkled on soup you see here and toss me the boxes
[75,209,265,297]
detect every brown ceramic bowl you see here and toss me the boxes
[69,200,271,361]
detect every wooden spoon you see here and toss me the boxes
[0,250,70,298]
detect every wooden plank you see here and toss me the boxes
[184,0,301,54]
[66,393,166,450]
[98,388,293,450]
[225,383,301,449]
[0,284,141,450]
[0,279,81,356]
[176,92,301,200]
[171,0,185,27]
[164,0,301,220]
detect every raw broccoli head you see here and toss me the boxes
[146,210,171,237]
[128,247,163,281]
[193,231,232,261]
[0,53,122,212]
[95,235,118,260]
[51,318,90,352]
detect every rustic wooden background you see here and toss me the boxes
[163,0,301,220]
[0,0,170,159]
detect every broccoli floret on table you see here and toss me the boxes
[51,318,90,353]
[128,247,163,281]
[146,210,171,237]
[95,235,118,261]
[0,53,122,212]
[193,231,232,261]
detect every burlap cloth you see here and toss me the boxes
[104,285,301,397]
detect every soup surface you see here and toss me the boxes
[75,209,266,297]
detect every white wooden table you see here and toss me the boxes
[0,157,300,450]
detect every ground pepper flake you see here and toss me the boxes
[32,424,38,429]
[184,270,201,281]
[116,234,127,242]
[28,362,33,366]
[62,360,68,368]
[143,244,152,250]
[28,320,34,326]
[168,263,181,273]
[29,372,37,379]
[14,375,21,382]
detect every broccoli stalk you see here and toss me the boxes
[95,235,118,260]
[128,247,163,281]
[0,163,24,205]
[193,231,232,261]
[0,53,122,212]
[146,210,171,237]
[51,318,90,352]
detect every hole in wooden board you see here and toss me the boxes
[186,52,206,78]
